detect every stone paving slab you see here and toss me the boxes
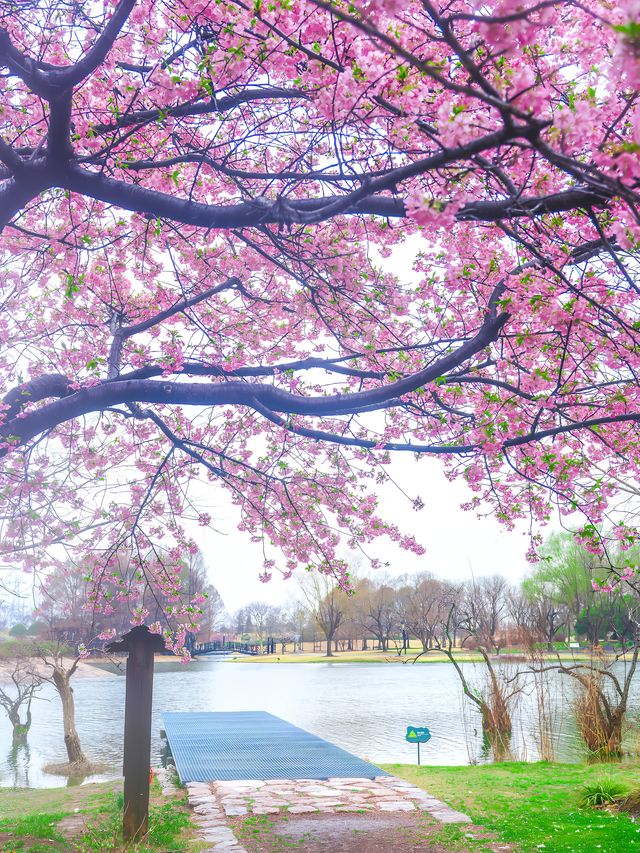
[172,773,471,851]
[152,766,482,853]
[186,781,248,852]
[210,775,471,823]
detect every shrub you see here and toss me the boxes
[578,778,628,809]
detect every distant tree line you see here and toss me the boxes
[1,531,636,659]
[227,532,640,658]
[0,550,225,649]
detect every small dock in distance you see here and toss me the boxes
[193,640,259,656]
[162,711,388,783]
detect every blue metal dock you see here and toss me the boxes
[162,711,387,782]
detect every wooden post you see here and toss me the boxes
[107,626,166,843]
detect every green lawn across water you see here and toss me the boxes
[383,761,640,853]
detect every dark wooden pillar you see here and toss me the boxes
[107,626,166,842]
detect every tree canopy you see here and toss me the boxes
[1,0,640,650]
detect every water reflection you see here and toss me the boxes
[6,739,30,787]
[0,659,636,788]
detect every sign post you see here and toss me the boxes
[405,726,431,765]
[107,626,166,842]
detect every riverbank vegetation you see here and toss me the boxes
[223,531,640,763]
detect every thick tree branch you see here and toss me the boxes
[108,277,242,378]
[0,0,136,95]
[1,310,506,452]
[57,0,137,90]
[89,87,310,134]
[2,374,74,421]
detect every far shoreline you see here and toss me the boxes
[65,647,596,676]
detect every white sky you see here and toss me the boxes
[189,454,552,612]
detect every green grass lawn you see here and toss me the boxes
[0,779,201,852]
[383,761,640,853]
[4,761,640,851]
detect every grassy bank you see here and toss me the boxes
[0,778,202,852]
[383,761,640,853]
[4,760,639,851]
[226,648,585,664]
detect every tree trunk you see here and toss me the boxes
[606,714,624,756]
[9,708,24,741]
[325,635,334,657]
[12,708,32,741]
[52,668,88,765]
[8,700,32,741]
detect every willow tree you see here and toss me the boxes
[1,0,640,649]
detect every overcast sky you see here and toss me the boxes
[189,454,555,612]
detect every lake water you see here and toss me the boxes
[0,658,637,788]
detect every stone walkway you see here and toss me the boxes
[160,771,471,853]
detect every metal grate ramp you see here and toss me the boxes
[161,711,388,782]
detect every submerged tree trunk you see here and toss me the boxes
[8,701,32,741]
[477,650,513,757]
[0,664,39,743]
[575,674,626,758]
[443,644,516,758]
[52,666,88,765]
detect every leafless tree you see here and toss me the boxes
[415,607,522,759]
[461,575,509,655]
[31,641,88,768]
[300,575,346,658]
[526,588,569,651]
[355,578,397,652]
[397,573,458,653]
[282,600,310,651]
[234,606,252,637]
[245,601,278,645]
[0,651,42,741]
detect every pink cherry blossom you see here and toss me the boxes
[0,0,638,653]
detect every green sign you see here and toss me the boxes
[406,726,431,744]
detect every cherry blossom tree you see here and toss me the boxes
[1,0,640,651]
